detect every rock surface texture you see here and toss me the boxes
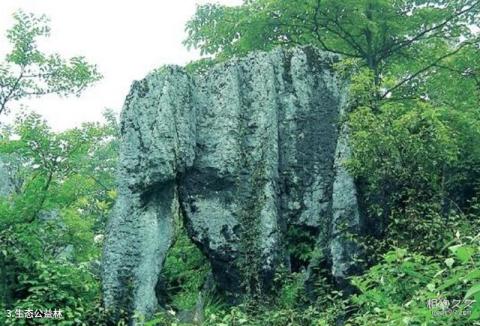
[0,159,14,197]
[102,46,362,322]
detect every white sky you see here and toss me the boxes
[0,0,242,130]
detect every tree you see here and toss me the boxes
[0,10,101,116]
[0,113,118,323]
[185,0,480,109]
[0,12,109,323]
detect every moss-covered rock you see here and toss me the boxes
[102,46,363,323]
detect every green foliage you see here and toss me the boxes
[184,57,219,74]
[348,103,459,207]
[203,302,328,326]
[275,272,305,308]
[285,226,317,269]
[349,233,480,325]
[162,226,209,310]
[347,102,480,256]
[198,269,346,325]
[0,10,101,115]
[3,261,99,326]
[185,0,480,108]
[0,113,118,324]
[144,257,346,325]
[0,11,114,325]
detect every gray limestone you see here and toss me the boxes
[0,159,14,197]
[102,46,362,323]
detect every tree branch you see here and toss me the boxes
[381,42,471,99]
[379,1,480,62]
[0,66,25,115]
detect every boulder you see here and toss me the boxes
[102,46,362,323]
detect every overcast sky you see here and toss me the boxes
[0,0,242,130]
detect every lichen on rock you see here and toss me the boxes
[102,46,363,323]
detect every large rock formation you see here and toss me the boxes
[102,46,362,322]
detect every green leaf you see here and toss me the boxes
[454,246,475,263]
[465,283,480,299]
[465,270,480,281]
[445,258,454,268]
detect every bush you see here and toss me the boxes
[348,103,480,256]
[348,233,480,325]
